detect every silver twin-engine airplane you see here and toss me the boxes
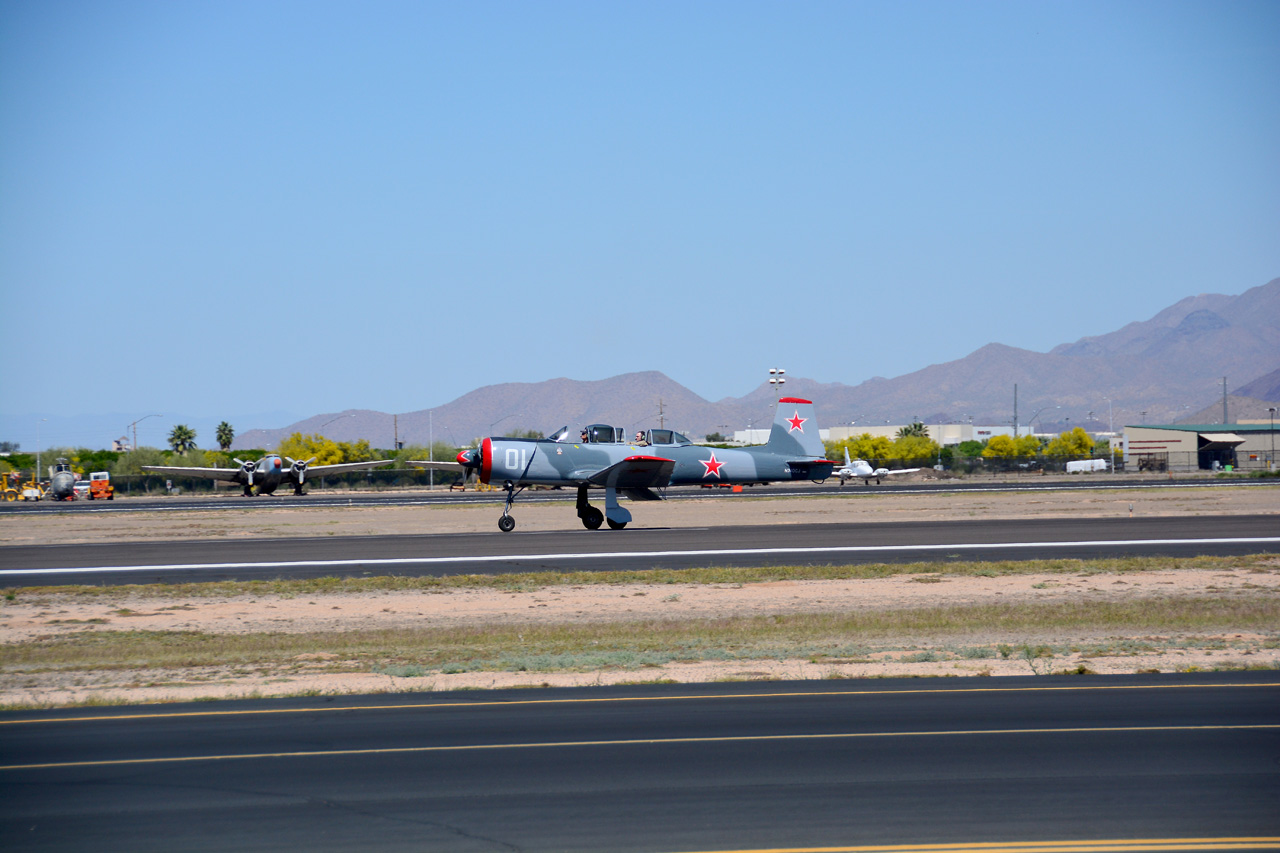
[412,397,835,532]
[142,455,393,496]
[832,447,921,485]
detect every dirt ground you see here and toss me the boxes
[2,480,1277,706]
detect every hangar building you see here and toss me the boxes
[1124,422,1279,472]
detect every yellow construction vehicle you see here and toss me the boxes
[3,471,45,501]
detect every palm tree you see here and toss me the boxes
[896,422,929,439]
[215,421,235,451]
[168,424,197,455]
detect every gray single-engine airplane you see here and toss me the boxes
[143,455,392,496]
[411,397,834,532]
[832,447,920,485]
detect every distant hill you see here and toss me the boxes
[234,277,1280,448]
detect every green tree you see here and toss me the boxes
[215,421,235,451]
[336,439,376,463]
[955,439,986,458]
[896,422,929,439]
[277,432,343,465]
[889,434,940,463]
[982,434,1043,458]
[111,447,169,476]
[825,433,895,463]
[1044,427,1095,457]
[167,424,197,455]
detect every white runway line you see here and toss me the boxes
[4,537,1280,576]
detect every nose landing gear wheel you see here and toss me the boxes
[581,507,604,530]
[498,515,516,532]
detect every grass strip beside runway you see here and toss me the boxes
[5,596,1277,681]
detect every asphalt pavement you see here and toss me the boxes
[2,673,1276,852]
[2,513,1278,586]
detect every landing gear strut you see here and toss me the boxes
[576,485,605,530]
[499,480,524,532]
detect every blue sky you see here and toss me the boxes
[3,1,1278,449]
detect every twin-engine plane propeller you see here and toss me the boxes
[411,398,835,532]
[143,455,392,496]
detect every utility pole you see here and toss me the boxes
[1269,407,1276,471]
[1222,377,1228,425]
[1013,384,1018,437]
[656,399,666,430]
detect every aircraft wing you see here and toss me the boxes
[586,456,676,490]
[141,465,242,482]
[306,460,396,475]
[406,460,465,471]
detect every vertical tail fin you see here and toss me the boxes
[844,447,852,467]
[765,397,826,458]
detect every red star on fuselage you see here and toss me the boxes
[786,411,806,432]
[700,452,725,479]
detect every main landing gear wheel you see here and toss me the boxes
[498,480,524,533]
[606,518,627,530]
[581,506,604,530]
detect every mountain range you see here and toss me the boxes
[234,278,1280,449]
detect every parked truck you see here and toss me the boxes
[88,471,115,500]
[1065,459,1109,474]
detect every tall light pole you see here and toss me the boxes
[128,414,162,456]
[490,414,520,435]
[319,414,352,432]
[768,368,786,402]
[1268,407,1276,471]
[36,418,47,480]
[1028,406,1059,434]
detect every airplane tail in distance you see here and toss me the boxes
[766,397,826,458]
[844,447,852,467]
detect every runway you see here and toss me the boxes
[2,673,1277,852]
[2,514,1277,586]
[1,476,1275,516]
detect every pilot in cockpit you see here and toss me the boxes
[634,431,648,446]
[580,428,589,443]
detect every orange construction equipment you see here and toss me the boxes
[88,471,115,500]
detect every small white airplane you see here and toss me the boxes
[833,448,920,485]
